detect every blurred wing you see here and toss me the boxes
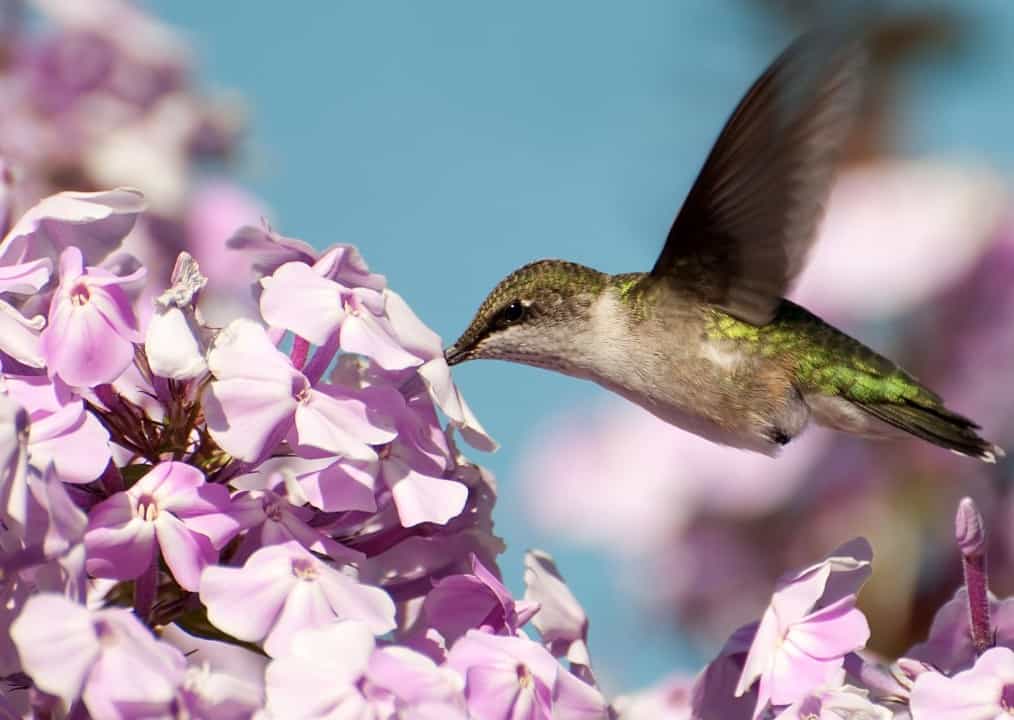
[651,29,868,325]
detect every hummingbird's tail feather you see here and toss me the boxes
[854,400,1004,463]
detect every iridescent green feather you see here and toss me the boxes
[705,301,939,407]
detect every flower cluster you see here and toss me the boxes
[0,185,610,719]
[614,496,1014,719]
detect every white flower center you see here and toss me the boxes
[135,494,159,522]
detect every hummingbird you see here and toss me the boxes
[445,29,1003,463]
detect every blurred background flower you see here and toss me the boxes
[4,0,1014,701]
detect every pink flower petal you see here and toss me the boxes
[259,262,344,345]
[29,409,110,484]
[340,311,421,371]
[789,598,869,660]
[263,578,339,658]
[293,388,392,460]
[0,257,51,294]
[298,459,378,513]
[384,457,468,527]
[204,378,295,462]
[9,594,99,705]
[84,494,156,580]
[42,289,135,386]
[154,513,216,591]
[316,564,396,636]
[200,545,297,643]
[0,298,45,367]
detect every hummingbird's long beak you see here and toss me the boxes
[444,344,468,366]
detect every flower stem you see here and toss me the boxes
[290,336,310,370]
[134,559,159,624]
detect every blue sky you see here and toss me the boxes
[150,0,1014,691]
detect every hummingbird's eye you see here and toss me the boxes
[499,300,527,326]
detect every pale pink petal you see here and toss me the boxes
[735,607,779,697]
[204,378,295,462]
[464,664,525,720]
[84,493,156,580]
[259,262,344,345]
[315,564,396,637]
[29,409,110,483]
[789,599,869,660]
[909,668,1002,720]
[86,280,142,340]
[298,459,377,513]
[144,306,208,380]
[263,579,338,658]
[0,257,51,294]
[385,457,468,527]
[200,545,296,643]
[551,666,608,720]
[764,644,841,708]
[340,311,421,370]
[293,389,391,460]
[206,318,298,384]
[0,298,45,367]
[83,610,185,718]
[9,594,99,706]
[155,514,216,591]
[314,244,385,290]
[417,357,497,452]
[524,550,588,652]
[141,461,204,506]
[42,294,135,387]
[1,188,145,266]
[383,289,443,358]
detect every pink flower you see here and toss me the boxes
[736,539,873,718]
[772,679,890,720]
[143,251,210,380]
[373,394,468,527]
[3,374,110,483]
[909,647,1014,720]
[203,319,396,463]
[0,254,50,368]
[0,188,145,268]
[384,288,496,452]
[10,593,186,718]
[40,245,145,387]
[905,588,1014,676]
[418,554,539,647]
[260,257,420,370]
[524,550,591,671]
[199,542,396,657]
[234,453,378,515]
[265,621,466,720]
[84,461,238,591]
[229,485,362,564]
[447,630,607,720]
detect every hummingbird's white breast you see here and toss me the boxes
[576,290,808,455]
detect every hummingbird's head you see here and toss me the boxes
[445,259,608,371]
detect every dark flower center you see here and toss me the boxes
[1001,683,1014,712]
